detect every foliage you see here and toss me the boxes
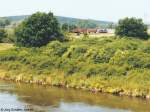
[115,17,149,39]
[1,37,150,97]
[5,28,15,43]
[6,15,114,29]
[0,18,11,28]
[61,23,77,32]
[53,16,114,28]
[0,29,7,42]
[61,23,69,32]
[77,20,98,28]
[15,12,63,47]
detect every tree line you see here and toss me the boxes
[0,11,149,46]
[0,18,11,28]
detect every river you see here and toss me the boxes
[0,80,150,112]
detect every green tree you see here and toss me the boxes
[115,17,149,39]
[77,20,98,28]
[62,23,69,32]
[15,12,63,47]
[0,18,11,28]
[61,23,77,32]
[108,23,116,29]
[0,29,7,42]
[69,24,77,31]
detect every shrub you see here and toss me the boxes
[61,23,69,32]
[5,28,15,43]
[0,29,7,42]
[115,17,149,39]
[0,18,11,28]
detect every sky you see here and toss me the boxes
[0,0,150,23]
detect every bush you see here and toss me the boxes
[61,23,69,32]
[115,17,149,39]
[0,18,11,28]
[61,23,77,32]
[15,12,63,47]
[5,28,15,43]
[0,29,7,42]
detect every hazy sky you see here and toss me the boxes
[0,0,150,22]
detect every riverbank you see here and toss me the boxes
[0,70,150,99]
[0,37,150,99]
[2,80,150,112]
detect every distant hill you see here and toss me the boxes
[55,16,113,28]
[6,15,29,22]
[5,15,114,28]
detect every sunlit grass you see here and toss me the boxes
[148,29,150,34]
[69,33,115,38]
[0,43,14,51]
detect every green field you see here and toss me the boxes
[0,36,150,98]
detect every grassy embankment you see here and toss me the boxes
[0,36,150,98]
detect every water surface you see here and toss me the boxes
[0,80,150,112]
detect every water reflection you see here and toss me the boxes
[0,80,150,112]
[50,102,131,112]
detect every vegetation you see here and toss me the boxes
[15,12,63,47]
[115,17,149,39]
[0,28,15,43]
[0,18,11,28]
[0,43,14,51]
[6,15,114,29]
[0,29,7,42]
[61,23,77,32]
[1,12,150,99]
[0,37,150,98]
[5,28,15,43]
[77,20,98,28]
